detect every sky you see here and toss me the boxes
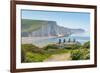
[21,10,90,36]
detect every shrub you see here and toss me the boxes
[83,49,90,59]
[43,44,59,50]
[21,47,26,62]
[64,44,81,49]
[83,41,90,49]
[71,49,83,60]
[71,49,90,60]
[64,45,73,49]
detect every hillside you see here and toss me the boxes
[21,19,85,37]
[21,19,48,32]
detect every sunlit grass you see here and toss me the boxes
[21,41,90,62]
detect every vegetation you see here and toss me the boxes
[25,52,50,62]
[43,44,60,50]
[71,49,90,60]
[21,41,90,62]
[64,44,81,49]
[22,19,47,32]
[83,41,90,48]
[21,44,51,62]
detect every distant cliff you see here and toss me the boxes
[21,19,85,37]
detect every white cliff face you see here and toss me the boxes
[31,21,58,37]
[21,19,85,37]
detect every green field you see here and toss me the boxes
[21,41,90,62]
[22,19,48,32]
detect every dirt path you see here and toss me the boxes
[44,53,71,62]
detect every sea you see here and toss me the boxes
[32,34,90,47]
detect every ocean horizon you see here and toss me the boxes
[32,35,90,47]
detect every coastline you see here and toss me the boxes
[21,36,58,44]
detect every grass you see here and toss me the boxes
[21,19,48,32]
[25,52,51,62]
[21,41,90,62]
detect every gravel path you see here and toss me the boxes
[44,53,71,62]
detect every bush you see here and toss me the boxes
[71,49,83,60]
[64,45,73,49]
[82,49,90,59]
[64,44,81,49]
[21,47,26,62]
[83,41,90,49]
[71,49,90,60]
[43,44,59,50]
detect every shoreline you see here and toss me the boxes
[22,36,59,44]
[21,36,89,47]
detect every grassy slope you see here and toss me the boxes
[21,19,47,32]
[21,41,90,62]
